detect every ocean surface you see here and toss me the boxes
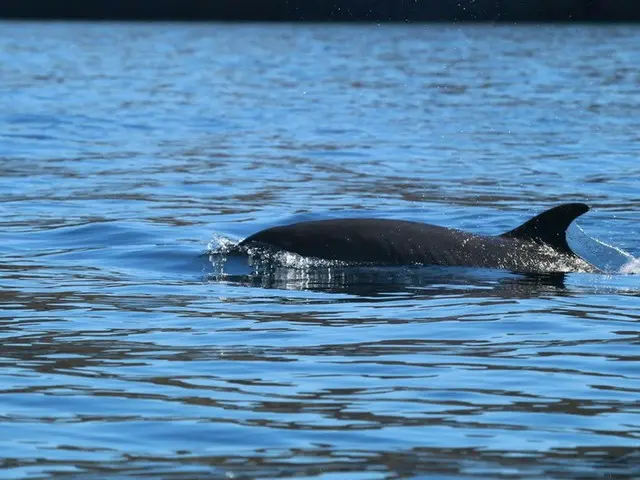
[1,22,639,479]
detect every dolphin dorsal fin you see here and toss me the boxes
[500,203,590,255]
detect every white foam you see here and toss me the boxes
[207,234,237,254]
[620,258,640,274]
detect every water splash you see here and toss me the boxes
[207,234,238,254]
[207,234,352,283]
[570,225,639,274]
[620,258,640,274]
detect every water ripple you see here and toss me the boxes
[1,22,639,479]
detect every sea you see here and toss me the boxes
[1,22,639,479]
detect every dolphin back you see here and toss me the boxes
[239,218,467,264]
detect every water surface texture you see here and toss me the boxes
[1,23,639,479]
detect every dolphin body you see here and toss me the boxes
[239,203,599,274]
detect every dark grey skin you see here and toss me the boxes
[239,203,599,274]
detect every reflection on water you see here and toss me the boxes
[209,250,570,297]
[1,22,639,479]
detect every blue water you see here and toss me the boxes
[1,22,639,479]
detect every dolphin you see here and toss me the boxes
[238,203,599,274]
